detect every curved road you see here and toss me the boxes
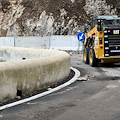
[1,52,120,120]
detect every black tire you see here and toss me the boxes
[89,49,98,67]
[83,48,89,64]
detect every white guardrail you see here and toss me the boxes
[0,35,83,51]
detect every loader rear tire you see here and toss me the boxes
[83,48,89,64]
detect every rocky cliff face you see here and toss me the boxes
[0,0,120,37]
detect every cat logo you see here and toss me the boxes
[113,30,119,34]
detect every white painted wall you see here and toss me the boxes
[0,36,83,51]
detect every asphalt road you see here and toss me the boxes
[1,52,120,120]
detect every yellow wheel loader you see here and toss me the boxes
[83,15,120,67]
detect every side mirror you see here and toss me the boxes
[84,24,88,33]
[97,20,103,32]
[97,25,101,31]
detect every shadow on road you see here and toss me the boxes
[98,63,120,68]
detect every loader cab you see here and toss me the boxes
[97,15,120,31]
[91,15,120,32]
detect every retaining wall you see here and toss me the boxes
[0,46,70,103]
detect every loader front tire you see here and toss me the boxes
[89,49,98,67]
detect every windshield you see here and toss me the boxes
[101,19,120,25]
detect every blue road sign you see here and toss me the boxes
[77,32,85,41]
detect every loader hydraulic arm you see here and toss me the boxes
[84,25,97,47]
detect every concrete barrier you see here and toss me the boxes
[0,35,83,51]
[15,36,50,49]
[50,35,82,51]
[0,46,70,103]
[0,37,14,47]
